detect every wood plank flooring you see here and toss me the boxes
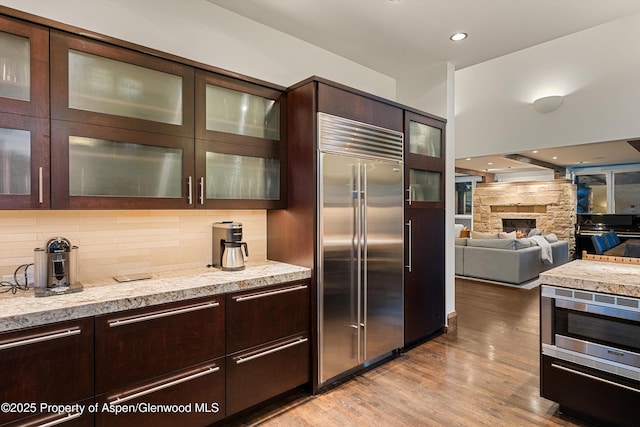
[226,279,594,426]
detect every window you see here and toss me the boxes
[575,174,607,213]
[614,171,640,214]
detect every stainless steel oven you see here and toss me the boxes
[541,285,640,381]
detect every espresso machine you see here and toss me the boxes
[33,236,82,297]
[212,222,249,271]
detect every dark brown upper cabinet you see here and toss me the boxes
[0,16,50,209]
[50,30,194,138]
[195,70,286,209]
[404,111,445,209]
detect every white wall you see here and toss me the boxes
[455,12,640,159]
[0,0,396,98]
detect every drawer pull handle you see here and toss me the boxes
[38,411,83,427]
[109,365,220,405]
[0,327,81,351]
[551,363,640,394]
[235,337,308,365]
[234,284,308,302]
[108,301,219,327]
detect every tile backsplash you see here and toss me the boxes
[0,210,267,281]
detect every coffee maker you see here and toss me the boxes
[212,222,249,271]
[33,236,82,297]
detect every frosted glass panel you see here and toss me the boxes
[0,31,30,101]
[409,121,441,158]
[410,169,441,202]
[614,171,640,214]
[68,50,182,125]
[0,128,30,194]
[69,136,182,197]
[206,152,279,200]
[206,85,279,140]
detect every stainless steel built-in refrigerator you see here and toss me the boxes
[317,113,404,386]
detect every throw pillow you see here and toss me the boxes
[544,233,559,243]
[498,231,517,240]
[528,228,542,237]
[471,231,498,239]
[514,238,532,249]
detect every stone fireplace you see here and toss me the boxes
[473,179,577,256]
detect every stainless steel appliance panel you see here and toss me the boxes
[318,153,403,385]
[319,153,361,382]
[362,160,404,360]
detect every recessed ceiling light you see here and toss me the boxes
[532,150,538,154]
[450,32,468,42]
[487,162,493,165]
[552,156,558,160]
[465,157,471,161]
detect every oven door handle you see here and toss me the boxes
[551,363,640,394]
[555,299,640,322]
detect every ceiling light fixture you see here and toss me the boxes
[532,95,563,113]
[450,32,468,42]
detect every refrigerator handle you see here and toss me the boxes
[406,220,412,272]
[362,164,368,362]
[355,163,363,364]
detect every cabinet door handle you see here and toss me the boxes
[199,177,205,205]
[551,363,640,393]
[405,220,412,272]
[108,301,219,327]
[38,411,83,427]
[109,364,220,406]
[233,284,308,302]
[235,337,308,365]
[406,185,412,205]
[38,166,44,204]
[187,176,193,204]
[0,327,81,351]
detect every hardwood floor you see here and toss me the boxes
[226,279,594,426]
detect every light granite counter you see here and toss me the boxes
[539,259,640,297]
[0,260,311,333]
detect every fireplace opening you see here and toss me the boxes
[502,218,536,237]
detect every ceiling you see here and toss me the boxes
[208,0,640,175]
[456,140,640,176]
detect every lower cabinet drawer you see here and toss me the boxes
[95,360,225,427]
[226,280,310,353]
[95,296,224,394]
[226,334,310,416]
[2,397,94,427]
[0,318,94,426]
[541,356,640,426]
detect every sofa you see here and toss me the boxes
[455,233,569,285]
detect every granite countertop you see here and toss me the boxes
[0,260,311,333]
[539,259,640,297]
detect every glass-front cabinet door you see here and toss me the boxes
[51,122,194,209]
[0,114,50,208]
[0,16,50,208]
[50,30,194,138]
[195,70,286,208]
[404,112,444,208]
